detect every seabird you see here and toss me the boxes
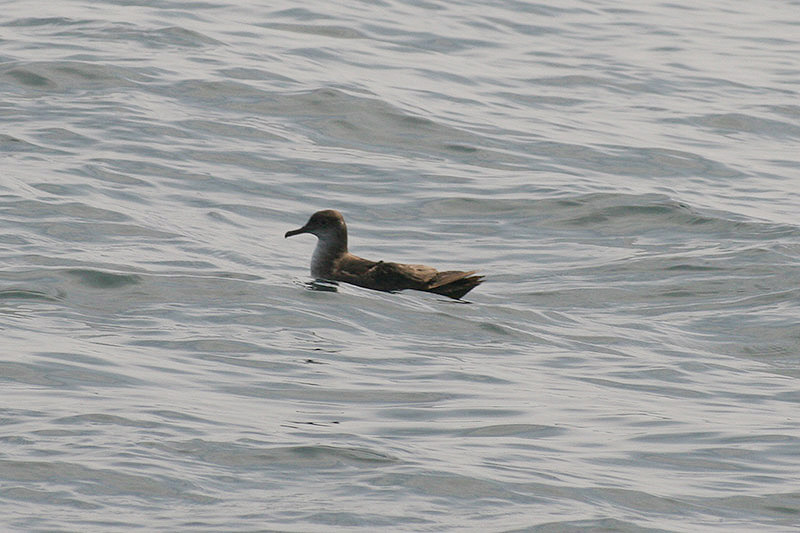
[285,210,483,299]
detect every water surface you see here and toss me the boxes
[2,1,799,531]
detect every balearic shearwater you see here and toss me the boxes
[285,210,483,299]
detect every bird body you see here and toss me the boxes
[285,210,483,299]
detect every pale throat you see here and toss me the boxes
[310,230,346,278]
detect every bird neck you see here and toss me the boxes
[310,229,348,279]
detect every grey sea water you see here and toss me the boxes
[2,1,799,531]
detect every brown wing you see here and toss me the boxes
[364,261,436,291]
[331,255,483,299]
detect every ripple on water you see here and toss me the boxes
[2,1,800,531]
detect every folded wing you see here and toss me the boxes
[349,261,483,299]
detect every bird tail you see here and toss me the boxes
[426,271,484,299]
